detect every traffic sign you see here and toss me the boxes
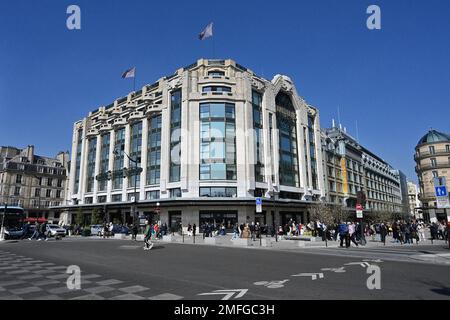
[437,197,450,209]
[256,197,262,213]
[356,210,363,219]
[435,186,448,197]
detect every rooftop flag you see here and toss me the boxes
[199,22,213,40]
[121,67,136,79]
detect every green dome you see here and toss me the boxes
[417,129,450,146]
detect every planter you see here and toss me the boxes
[232,238,251,246]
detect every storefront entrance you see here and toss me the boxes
[199,211,238,232]
[280,211,305,226]
[169,211,182,233]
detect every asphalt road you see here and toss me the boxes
[0,238,449,300]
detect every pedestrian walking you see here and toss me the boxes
[348,222,359,247]
[29,222,40,240]
[338,222,349,248]
[192,223,197,238]
[131,224,138,241]
[143,220,154,250]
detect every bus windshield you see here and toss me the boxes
[0,206,26,229]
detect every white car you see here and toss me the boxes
[46,224,66,238]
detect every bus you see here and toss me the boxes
[0,206,26,229]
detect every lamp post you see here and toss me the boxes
[113,148,141,227]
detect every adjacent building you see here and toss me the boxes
[0,145,70,222]
[322,125,406,216]
[55,58,326,229]
[414,129,450,222]
[407,181,422,219]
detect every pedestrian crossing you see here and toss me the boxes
[0,250,184,300]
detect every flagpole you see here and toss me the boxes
[133,68,136,92]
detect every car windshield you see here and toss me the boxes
[49,225,60,229]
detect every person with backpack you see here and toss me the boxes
[38,222,48,241]
[143,220,153,250]
[338,222,349,248]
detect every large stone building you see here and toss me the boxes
[407,181,422,219]
[0,145,69,222]
[55,58,327,229]
[414,129,450,222]
[322,125,406,217]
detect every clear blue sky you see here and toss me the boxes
[1,0,449,182]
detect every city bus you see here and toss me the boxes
[0,206,26,229]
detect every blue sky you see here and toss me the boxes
[1,0,449,182]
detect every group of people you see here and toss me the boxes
[25,221,49,241]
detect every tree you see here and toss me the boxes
[90,208,102,225]
[309,203,335,227]
[74,207,84,226]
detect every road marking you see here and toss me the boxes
[291,273,324,280]
[321,267,346,273]
[198,289,248,300]
[253,280,289,288]
[345,262,371,268]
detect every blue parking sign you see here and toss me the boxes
[435,186,447,197]
[256,197,262,205]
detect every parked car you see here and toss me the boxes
[111,225,129,236]
[46,224,66,238]
[90,225,104,236]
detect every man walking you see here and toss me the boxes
[143,220,153,250]
[338,222,349,248]
[348,222,359,247]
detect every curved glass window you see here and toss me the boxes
[200,103,236,180]
[98,134,110,191]
[74,129,83,193]
[202,86,231,93]
[208,70,225,77]
[170,90,182,182]
[129,121,142,188]
[276,92,299,187]
[113,128,125,190]
[147,114,162,185]
[86,137,97,193]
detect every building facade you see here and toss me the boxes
[56,59,326,229]
[322,126,405,217]
[0,145,69,222]
[414,129,450,222]
[407,181,422,219]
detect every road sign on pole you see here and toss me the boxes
[434,176,450,209]
[256,197,262,213]
[435,186,448,197]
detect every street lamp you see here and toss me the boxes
[265,187,278,242]
[113,148,141,227]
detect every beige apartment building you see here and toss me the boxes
[0,145,70,222]
[415,129,450,222]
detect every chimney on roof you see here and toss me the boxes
[26,145,34,163]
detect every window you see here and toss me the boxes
[98,133,110,191]
[86,137,97,192]
[46,189,52,197]
[146,190,160,200]
[169,188,182,198]
[200,103,236,180]
[429,146,435,154]
[446,145,450,153]
[84,197,93,204]
[208,70,225,77]
[253,91,265,182]
[432,171,438,178]
[47,178,53,187]
[97,196,107,203]
[127,193,140,201]
[113,128,125,189]
[170,90,182,182]
[147,114,162,185]
[74,128,83,193]
[431,158,437,167]
[56,190,62,199]
[35,188,41,197]
[14,187,21,196]
[202,86,231,93]
[16,174,22,184]
[129,121,143,188]
[199,187,237,197]
[111,194,122,202]
[276,92,299,187]
[57,179,63,188]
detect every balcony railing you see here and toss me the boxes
[414,150,450,160]
[415,163,450,171]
